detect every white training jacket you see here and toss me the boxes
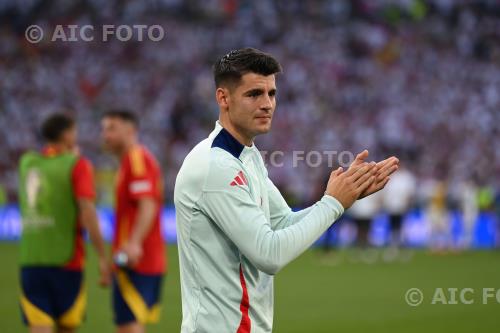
[174,121,344,333]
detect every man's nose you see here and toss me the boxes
[260,95,273,111]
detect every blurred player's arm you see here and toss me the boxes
[122,152,158,266]
[124,197,157,266]
[78,198,110,286]
[73,158,110,287]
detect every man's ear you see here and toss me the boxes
[216,87,230,110]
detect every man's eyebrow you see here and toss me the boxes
[243,88,264,96]
[243,88,277,96]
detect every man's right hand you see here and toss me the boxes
[325,162,377,209]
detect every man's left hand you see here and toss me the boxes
[349,150,399,199]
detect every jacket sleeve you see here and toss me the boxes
[198,166,344,275]
[266,177,316,230]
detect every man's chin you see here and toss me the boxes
[254,123,272,135]
[103,143,118,154]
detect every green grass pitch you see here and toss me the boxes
[1,243,499,332]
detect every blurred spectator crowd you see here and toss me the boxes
[0,0,499,227]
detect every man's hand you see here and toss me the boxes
[350,150,399,198]
[98,256,112,287]
[325,162,377,209]
[121,241,143,268]
[120,197,156,268]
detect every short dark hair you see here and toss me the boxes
[213,48,282,89]
[41,113,75,142]
[103,109,139,127]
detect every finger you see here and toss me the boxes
[385,164,399,176]
[349,162,376,181]
[376,156,398,169]
[329,168,343,183]
[377,164,399,181]
[377,158,395,169]
[375,159,389,169]
[384,157,399,169]
[354,150,369,163]
[375,157,398,175]
[361,173,392,198]
[332,167,343,177]
[350,150,369,167]
[357,175,376,195]
[354,165,377,186]
[345,161,367,177]
[376,161,396,177]
[374,176,391,192]
[387,157,399,169]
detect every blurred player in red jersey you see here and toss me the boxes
[19,113,110,333]
[101,110,166,333]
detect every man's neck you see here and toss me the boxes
[117,140,138,159]
[219,118,253,147]
[45,142,70,154]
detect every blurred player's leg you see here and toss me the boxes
[381,168,416,261]
[389,213,403,247]
[354,217,371,248]
[322,222,337,252]
[20,267,85,333]
[112,268,163,333]
[382,214,403,262]
[427,181,452,253]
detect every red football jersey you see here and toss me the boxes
[113,145,166,274]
